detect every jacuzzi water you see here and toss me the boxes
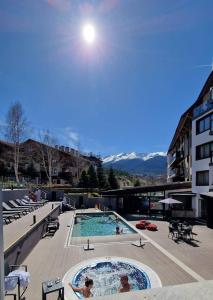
[69,258,161,298]
[72,213,136,237]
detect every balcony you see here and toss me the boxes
[169,150,184,168]
[171,173,185,182]
[168,167,185,182]
[193,99,213,119]
[209,120,213,135]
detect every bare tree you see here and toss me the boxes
[38,130,58,185]
[5,102,28,182]
[76,140,82,181]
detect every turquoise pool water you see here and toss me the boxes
[72,213,136,237]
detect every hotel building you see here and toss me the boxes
[167,71,213,225]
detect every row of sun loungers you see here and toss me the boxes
[3,197,48,225]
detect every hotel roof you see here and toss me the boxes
[102,181,191,196]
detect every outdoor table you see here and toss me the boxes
[42,278,64,300]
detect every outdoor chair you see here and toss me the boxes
[15,199,40,210]
[3,211,21,221]
[24,195,47,205]
[3,213,18,224]
[4,262,30,300]
[146,223,158,231]
[44,216,60,236]
[182,225,195,240]
[3,202,27,216]
[3,216,12,225]
[168,225,178,239]
[9,200,34,212]
[21,198,42,207]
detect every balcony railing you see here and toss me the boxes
[168,169,176,178]
[169,150,184,168]
[169,172,185,182]
[193,99,213,118]
[209,119,213,135]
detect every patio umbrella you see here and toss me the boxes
[159,198,182,204]
[158,198,182,219]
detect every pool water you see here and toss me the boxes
[71,260,151,298]
[72,213,136,237]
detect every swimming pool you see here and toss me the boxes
[63,257,162,299]
[72,212,136,237]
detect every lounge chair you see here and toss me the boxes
[3,202,28,216]
[23,195,47,206]
[3,212,21,223]
[8,200,34,212]
[15,199,40,210]
[19,199,42,208]
[5,262,29,300]
[3,215,12,224]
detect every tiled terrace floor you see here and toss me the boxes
[4,210,213,299]
[129,218,213,280]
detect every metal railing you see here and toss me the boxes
[193,99,213,118]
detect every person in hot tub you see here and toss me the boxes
[69,277,93,298]
[119,275,131,293]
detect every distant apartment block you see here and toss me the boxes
[0,138,100,185]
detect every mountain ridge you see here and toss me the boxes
[103,152,167,176]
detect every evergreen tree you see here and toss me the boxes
[108,168,119,189]
[79,170,89,188]
[87,165,98,189]
[97,162,107,189]
[134,179,141,187]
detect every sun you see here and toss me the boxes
[82,23,96,44]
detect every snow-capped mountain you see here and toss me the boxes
[103,152,167,176]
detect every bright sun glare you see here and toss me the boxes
[82,23,96,44]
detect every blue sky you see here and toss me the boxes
[0,0,213,156]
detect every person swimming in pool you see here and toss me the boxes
[69,277,93,298]
[119,275,131,293]
[116,225,123,234]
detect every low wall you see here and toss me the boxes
[85,197,117,210]
[4,205,60,266]
[66,195,117,210]
[2,189,29,203]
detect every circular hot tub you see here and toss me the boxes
[63,256,162,299]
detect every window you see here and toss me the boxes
[196,112,213,134]
[172,197,192,210]
[196,171,209,186]
[196,142,213,160]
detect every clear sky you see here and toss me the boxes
[0,0,213,156]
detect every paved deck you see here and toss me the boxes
[95,280,213,300]
[129,219,213,280]
[4,203,58,251]
[4,210,213,299]
[17,211,197,300]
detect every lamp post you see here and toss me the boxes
[0,187,4,300]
